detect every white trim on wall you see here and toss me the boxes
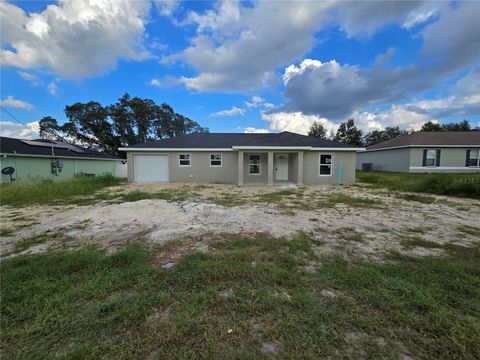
[0,153,122,161]
[318,153,334,176]
[120,147,364,152]
[362,145,480,153]
[119,148,234,152]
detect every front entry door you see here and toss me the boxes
[275,154,289,181]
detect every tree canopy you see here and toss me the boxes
[307,121,328,139]
[363,126,411,146]
[334,118,363,146]
[39,93,208,156]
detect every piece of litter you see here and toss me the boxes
[227,328,234,335]
[162,262,174,269]
[64,230,80,238]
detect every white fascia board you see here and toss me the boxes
[1,153,121,161]
[118,147,234,152]
[232,146,311,150]
[363,145,480,152]
[311,147,365,151]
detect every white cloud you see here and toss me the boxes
[154,0,178,17]
[244,127,269,134]
[0,120,39,139]
[211,106,245,117]
[176,1,333,91]
[47,82,59,96]
[0,96,33,110]
[261,111,337,135]
[18,71,42,85]
[149,78,162,87]
[244,96,265,109]
[1,0,151,79]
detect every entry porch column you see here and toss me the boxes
[297,151,304,185]
[267,151,274,185]
[238,151,244,186]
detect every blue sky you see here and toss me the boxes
[1,0,479,139]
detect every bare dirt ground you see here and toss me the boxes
[1,182,479,260]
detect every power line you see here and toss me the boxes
[0,105,40,138]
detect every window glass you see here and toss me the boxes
[210,154,222,166]
[425,149,436,167]
[249,155,261,175]
[468,149,479,167]
[179,154,191,166]
[319,154,332,176]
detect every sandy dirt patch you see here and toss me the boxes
[1,183,479,259]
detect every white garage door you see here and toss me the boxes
[134,155,169,182]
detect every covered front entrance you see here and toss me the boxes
[274,154,289,181]
[237,150,304,186]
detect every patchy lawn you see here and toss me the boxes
[0,174,123,207]
[357,171,480,199]
[1,235,479,359]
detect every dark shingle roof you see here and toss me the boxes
[367,131,480,151]
[0,137,120,160]
[124,132,358,149]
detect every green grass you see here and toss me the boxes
[0,228,15,237]
[457,225,480,237]
[0,174,122,207]
[400,236,444,250]
[396,193,436,204]
[357,171,480,198]
[2,235,479,359]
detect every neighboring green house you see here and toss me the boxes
[0,137,126,182]
[356,131,480,173]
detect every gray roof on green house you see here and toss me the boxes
[0,137,120,160]
[366,131,480,151]
[124,131,358,149]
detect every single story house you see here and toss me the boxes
[356,131,480,173]
[0,136,126,182]
[118,131,363,185]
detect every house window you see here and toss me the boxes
[425,149,437,167]
[249,154,261,175]
[210,154,222,167]
[467,149,480,167]
[319,154,332,176]
[179,154,191,167]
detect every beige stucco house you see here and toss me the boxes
[119,132,363,185]
[356,131,480,173]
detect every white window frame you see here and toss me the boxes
[210,154,223,167]
[319,153,333,176]
[468,149,480,167]
[179,154,191,167]
[248,154,261,175]
[425,149,437,167]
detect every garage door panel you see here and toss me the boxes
[134,155,169,182]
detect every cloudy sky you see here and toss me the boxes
[1,0,479,139]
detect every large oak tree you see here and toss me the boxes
[39,93,208,156]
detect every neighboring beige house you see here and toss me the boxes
[356,131,480,173]
[119,132,363,185]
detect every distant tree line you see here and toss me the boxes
[308,118,478,146]
[39,93,208,156]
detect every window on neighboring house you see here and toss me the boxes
[467,149,480,167]
[249,154,261,175]
[210,154,222,167]
[319,154,332,176]
[424,149,437,167]
[179,154,191,167]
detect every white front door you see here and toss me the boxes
[275,154,288,181]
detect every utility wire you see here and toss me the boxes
[0,105,40,138]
